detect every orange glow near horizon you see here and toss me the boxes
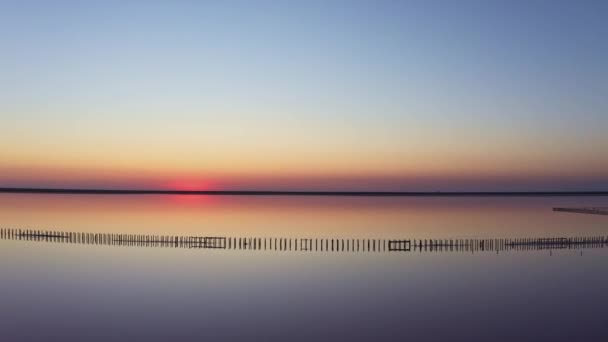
[1,129,607,191]
[0,161,606,191]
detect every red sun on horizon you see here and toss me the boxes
[164,179,216,191]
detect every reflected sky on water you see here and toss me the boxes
[1,194,607,341]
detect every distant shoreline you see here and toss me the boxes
[0,187,607,196]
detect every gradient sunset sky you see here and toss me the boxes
[1,1,607,191]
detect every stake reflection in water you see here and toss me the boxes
[1,228,606,254]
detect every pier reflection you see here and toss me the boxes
[1,228,606,254]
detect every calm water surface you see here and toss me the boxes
[1,194,607,341]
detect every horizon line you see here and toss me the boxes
[1,187,608,196]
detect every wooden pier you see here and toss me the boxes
[1,228,606,254]
[553,207,608,215]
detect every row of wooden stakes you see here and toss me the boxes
[1,228,607,254]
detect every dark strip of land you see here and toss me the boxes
[0,187,607,196]
[553,207,608,215]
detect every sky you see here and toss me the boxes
[1,0,607,191]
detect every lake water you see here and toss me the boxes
[1,194,607,341]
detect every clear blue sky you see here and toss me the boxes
[1,1,607,191]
